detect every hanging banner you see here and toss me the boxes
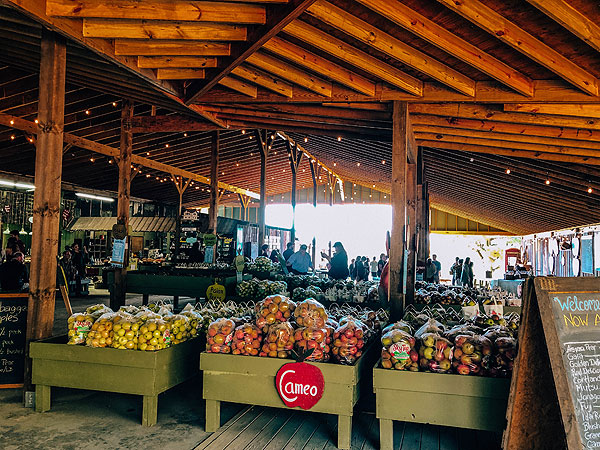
[275,362,324,410]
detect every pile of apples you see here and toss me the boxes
[111,314,139,350]
[232,324,262,356]
[206,318,235,353]
[85,314,114,348]
[418,333,453,373]
[294,327,329,362]
[380,328,418,371]
[260,322,295,358]
[452,334,492,375]
[332,319,365,365]
[168,314,192,345]
[255,295,296,332]
[294,299,328,328]
[138,318,170,351]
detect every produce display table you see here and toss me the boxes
[30,336,202,426]
[373,367,510,450]
[200,342,379,450]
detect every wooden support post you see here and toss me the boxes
[309,158,318,207]
[424,181,430,259]
[389,101,408,321]
[26,28,66,392]
[327,172,336,206]
[209,131,219,233]
[111,99,133,311]
[256,130,269,246]
[287,141,303,244]
[238,194,251,221]
[171,175,192,261]
[406,163,417,305]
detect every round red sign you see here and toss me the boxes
[275,362,325,410]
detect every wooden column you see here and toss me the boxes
[256,130,269,246]
[405,163,417,305]
[389,101,408,321]
[111,99,133,310]
[27,29,66,344]
[424,181,430,258]
[416,148,426,264]
[309,158,318,207]
[327,172,336,206]
[288,141,303,245]
[171,175,192,260]
[238,194,251,221]
[209,131,219,233]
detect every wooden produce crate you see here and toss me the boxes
[200,342,379,450]
[373,366,510,450]
[30,336,202,426]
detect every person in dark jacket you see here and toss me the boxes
[71,243,88,296]
[322,242,349,280]
[0,252,28,291]
[188,241,204,263]
[5,230,25,261]
[259,244,269,258]
[282,242,294,261]
[461,257,473,287]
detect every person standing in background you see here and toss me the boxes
[432,254,441,283]
[354,256,364,281]
[6,230,25,261]
[425,258,436,283]
[322,242,349,280]
[461,257,473,287]
[259,244,269,257]
[370,256,378,279]
[349,259,355,279]
[450,257,460,285]
[377,253,386,277]
[282,242,294,261]
[286,244,313,275]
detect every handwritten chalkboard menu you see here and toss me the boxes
[0,293,28,387]
[504,277,600,450]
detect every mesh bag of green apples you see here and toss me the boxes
[380,327,418,371]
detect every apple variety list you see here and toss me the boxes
[0,294,28,386]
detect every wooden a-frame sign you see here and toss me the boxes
[504,277,600,449]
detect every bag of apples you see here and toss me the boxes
[180,307,203,339]
[110,313,139,350]
[481,328,517,377]
[294,298,328,328]
[293,327,329,362]
[255,295,296,333]
[168,314,191,345]
[417,333,453,373]
[138,317,171,351]
[232,323,262,356]
[452,334,492,375]
[86,312,117,348]
[380,328,418,371]
[332,319,365,365]
[259,321,295,358]
[206,318,235,353]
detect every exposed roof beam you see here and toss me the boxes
[526,0,600,53]
[411,114,600,143]
[114,40,231,56]
[246,52,332,96]
[262,37,376,96]
[355,0,533,96]
[306,0,475,96]
[504,103,600,118]
[277,131,342,182]
[417,139,600,165]
[283,20,423,96]
[1,0,227,127]
[185,0,317,104]
[218,76,258,98]
[137,56,218,69]
[436,0,599,96]
[193,80,600,104]
[409,103,600,131]
[0,112,259,198]
[156,69,205,80]
[83,19,248,41]
[231,64,293,97]
[46,0,267,24]
[130,115,221,133]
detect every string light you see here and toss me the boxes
[146,152,150,156]
[146,174,150,178]
[90,158,95,162]
[165,144,169,148]
[545,179,550,185]
[241,130,246,134]
[9,120,14,125]
[337,136,342,142]
[470,158,474,162]
[28,138,34,143]
[381,160,386,164]
[249,135,253,140]
[34,119,38,124]
[112,102,117,107]
[505,169,511,174]
[85,110,90,115]
[108,159,113,164]
[304,137,308,143]
[357,163,360,167]
[183,133,187,137]
[10,135,15,140]
[588,187,593,194]
[333,163,336,167]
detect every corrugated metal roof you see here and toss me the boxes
[70,216,175,232]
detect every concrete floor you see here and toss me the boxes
[0,289,235,450]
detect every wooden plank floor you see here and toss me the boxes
[194,405,502,450]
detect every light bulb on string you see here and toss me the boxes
[588,187,594,194]
[505,169,511,174]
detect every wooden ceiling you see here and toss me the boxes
[1,0,600,234]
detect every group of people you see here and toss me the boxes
[260,241,350,280]
[349,254,387,281]
[0,229,28,292]
[450,256,474,287]
[58,243,89,296]
[424,254,442,283]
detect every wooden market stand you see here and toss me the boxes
[0,0,600,447]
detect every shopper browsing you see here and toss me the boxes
[432,254,441,283]
[370,256,379,279]
[282,242,294,261]
[322,241,349,280]
[0,251,28,291]
[286,244,313,275]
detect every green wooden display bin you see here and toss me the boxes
[200,342,379,450]
[30,336,202,426]
[373,366,510,450]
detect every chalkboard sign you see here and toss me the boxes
[0,293,28,387]
[504,277,600,450]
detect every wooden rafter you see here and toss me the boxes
[185,0,318,103]
[263,37,376,96]
[231,65,293,97]
[218,77,258,98]
[0,112,260,198]
[355,0,533,96]
[306,0,476,96]
[436,0,599,96]
[504,103,600,118]
[137,57,218,69]
[283,20,423,96]
[526,0,600,53]
[245,52,332,97]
